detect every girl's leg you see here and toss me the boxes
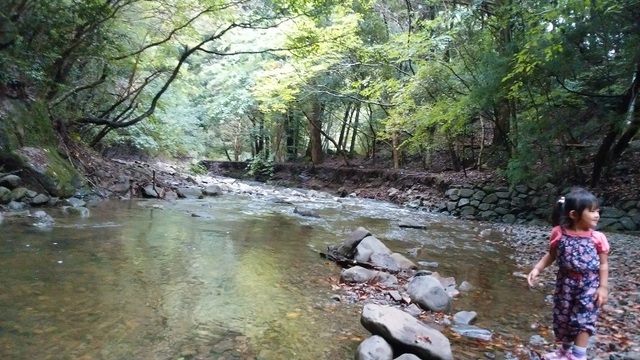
[574,331,589,347]
[546,274,574,359]
[571,273,599,359]
[570,332,589,359]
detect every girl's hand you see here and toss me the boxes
[595,286,608,307]
[527,268,540,287]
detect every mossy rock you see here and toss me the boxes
[0,99,85,197]
[0,186,10,204]
[1,147,84,198]
[9,187,29,201]
[0,13,18,47]
[0,99,58,151]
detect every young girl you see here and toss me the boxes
[527,188,609,360]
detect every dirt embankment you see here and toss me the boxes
[202,159,506,205]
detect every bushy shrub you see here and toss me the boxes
[246,156,274,180]
[190,163,208,175]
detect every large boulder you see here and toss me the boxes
[0,100,84,198]
[407,275,451,312]
[331,226,372,258]
[360,304,453,360]
[370,253,400,272]
[176,187,203,199]
[355,335,394,360]
[341,266,378,283]
[0,174,21,189]
[0,12,18,48]
[395,355,422,360]
[203,184,223,196]
[390,253,417,270]
[9,187,29,202]
[0,186,10,204]
[355,236,392,263]
[4,147,84,198]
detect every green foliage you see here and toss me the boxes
[2,0,640,188]
[100,82,208,158]
[190,162,208,175]
[252,8,364,114]
[246,155,275,179]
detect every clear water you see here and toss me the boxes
[0,193,546,359]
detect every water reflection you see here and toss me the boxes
[0,195,546,359]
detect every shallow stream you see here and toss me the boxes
[0,191,548,359]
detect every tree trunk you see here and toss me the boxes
[367,104,377,164]
[447,135,461,171]
[273,116,285,161]
[342,107,354,153]
[337,103,352,152]
[307,101,324,164]
[285,108,296,160]
[305,111,350,165]
[248,114,265,158]
[89,125,112,147]
[611,111,640,160]
[477,116,485,168]
[222,145,232,161]
[492,0,515,154]
[349,103,361,156]
[590,62,640,185]
[248,116,257,157]
[258,116,265,155]
[590,126,619,187]
[610,72,640,160]
[392,132,400,169]
[233,135,240,161]
[493,100,512,153]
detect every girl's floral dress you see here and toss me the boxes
[551,227,607,342]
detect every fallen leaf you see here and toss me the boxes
[416,335,432,344]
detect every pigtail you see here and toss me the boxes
[551,196,565,227]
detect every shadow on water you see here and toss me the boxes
[0,194,547,359]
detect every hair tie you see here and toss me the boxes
[558,196,565,204]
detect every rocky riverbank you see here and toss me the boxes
[505,225,640,360]
[203,160,640,234]
[321,222,640,360]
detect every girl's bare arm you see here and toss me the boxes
[527,247,557,287]
[595,253,609,306]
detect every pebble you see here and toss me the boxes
[529,335,548,346]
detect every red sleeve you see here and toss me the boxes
[592,231,610,254]
[549,226,562,249]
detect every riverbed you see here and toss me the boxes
[0,187,552,359]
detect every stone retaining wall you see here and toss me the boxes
[438,183,640,232]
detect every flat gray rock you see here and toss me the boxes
[360,304,453,360]
[398,219,427,229]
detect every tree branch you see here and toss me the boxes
[555,77,624,99]
[50,62,108,107]
[110,2,244,60]
[80,22,243,130]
